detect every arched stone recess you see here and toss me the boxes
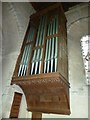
[2,84,28,118]
[67,17,89,88]
[65,2,90,88]
[66,3,89,27]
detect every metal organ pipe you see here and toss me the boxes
[37,48,42,74]
[55,15,58,72]
[21,46,28,76]
[24,45,31,75]
[51,18,55,72]
[30,17,43,75]
[18,27,36,76]
[35,49,40,74]
[35,17,42,46]
[18,44,31,76]
[30,16,47,75]
[22,45,31,76]
[19,46,27,76]
[44,37,49,73]
[35,17,45,73]
[47,22,52,73]
[44,22,50,73]
[30,50,36,75]
[19,15,59,76]
[39,17,45,46]
[18,46,27,76]
[44,16,59,73]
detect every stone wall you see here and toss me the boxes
[2,2,89,119]
[0,1,2,119]
[2,2,35,118]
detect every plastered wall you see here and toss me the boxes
[0,1,2,119]
[2,2,89,119]
[2,2,35,118]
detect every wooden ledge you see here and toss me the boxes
[11,72,70,87]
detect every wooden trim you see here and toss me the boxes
[57,11,61,72]
[12,72,60,80]
[32,112,42,120]
[30,108,70,115]
[30,3,65,20]
[12,72,70,87]
[25,41,33,45]
[46,33,59,39]
[33,45,44,50]
[9,92,22,118]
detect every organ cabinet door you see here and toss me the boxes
[11,3,70,118]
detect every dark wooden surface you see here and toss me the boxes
[9,92,22,118]
[32,112,42,120]
[11,72,70,115]
[31,2,81,12]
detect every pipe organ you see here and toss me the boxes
[11,3,70,118]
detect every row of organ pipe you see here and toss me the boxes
[44,15,58,73]
[30,48,43,75]
[18,28,35,76]
[18,15,59,76]
[30,16,47,75]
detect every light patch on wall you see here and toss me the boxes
[80,35,90,85]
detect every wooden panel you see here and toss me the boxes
[32,112,42,120]
[30,3,66,20]
[9,92,22,118]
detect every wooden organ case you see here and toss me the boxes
[11,3,70,118]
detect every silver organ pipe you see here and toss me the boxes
[30,50,36,75]
[39,17,45,46]
[44,15,58,73]
[19,15,59,76]
[44,22,50,73]
[47,22,52,73]
[51,18,55,72]
[30,16,46,75]
[31,17,43,75]
[44,37,49,73]
[21,46,28,76]
[18,28,35,76]
[55,15,58,72]
[39,48,42,74]
[34,17,45,74]
[27,28,35,42]
[35,49,40,74]
[44,20,49,73]
[18,44,31,76]
[35,17,42,46]
[18,46,27,76]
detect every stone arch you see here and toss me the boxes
[65,2,89,86]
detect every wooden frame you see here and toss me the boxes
[11,3,70,118]
[9,92,22,118]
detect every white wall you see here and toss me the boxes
[0,1,2,120]
[2,2,35,118]
[2,2,89,119]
